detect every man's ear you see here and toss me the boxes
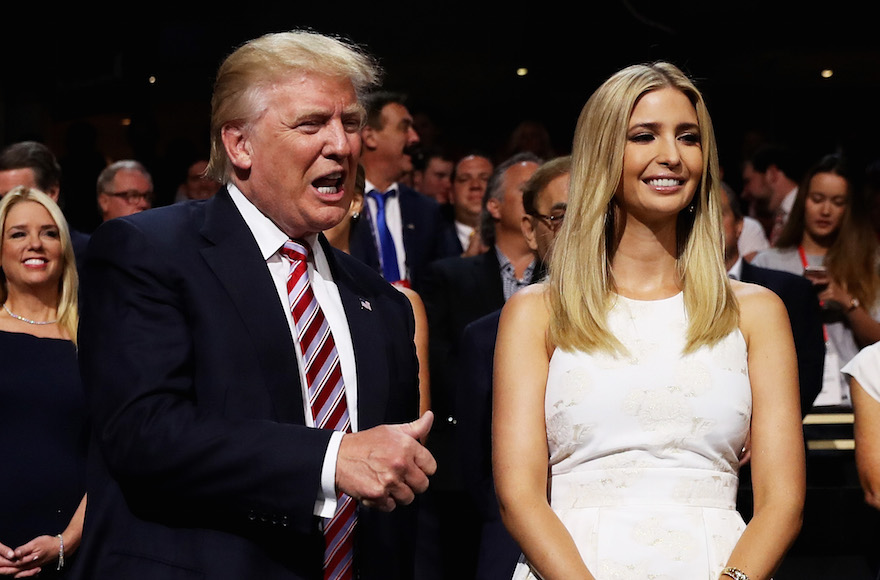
[46,185,61,203]
[521,215,539,252]
[97,193,110,215]
[765,164,780,187]
[361,125,379,151]
[221,124,253,171]
[734,216,744,243]
[486,197,502,221]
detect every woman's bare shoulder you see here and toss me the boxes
[731,278,789,335]
[497,283,552,339]
[503,282,551,314]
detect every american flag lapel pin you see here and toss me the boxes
[360,298,372,311]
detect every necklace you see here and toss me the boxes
[2,303,58,325]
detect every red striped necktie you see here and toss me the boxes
[280,239,356,580]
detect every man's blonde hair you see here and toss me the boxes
[207,30,381,182]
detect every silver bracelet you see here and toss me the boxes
[721,566,749,580]
[56,534,64,571]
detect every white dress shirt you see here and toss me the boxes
[455,220,475,251]
[228,184,357,518]
[727,255,744,280]
[738,216,770,258]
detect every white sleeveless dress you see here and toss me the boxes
[513,292,752,579]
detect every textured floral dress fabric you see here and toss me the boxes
[513,293,751,579]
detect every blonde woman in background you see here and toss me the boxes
[0,187,86,577]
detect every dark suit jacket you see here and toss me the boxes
[349,183,459,292]
[419,250,505,491]
[437,203,466,255]
[456,310,520,580]
[72,189,421,580]
[69,227,90,274]
[421,252,504,422]
[740,260,826,415]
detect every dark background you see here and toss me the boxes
[3,1,880,211]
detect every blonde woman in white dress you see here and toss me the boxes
[492,62,805,580]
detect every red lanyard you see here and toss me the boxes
[797,245,810,271]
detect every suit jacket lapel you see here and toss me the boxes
[319,235,390,430]
[398,186,416,237]
[398,186,423,268]
[199,189,305,424]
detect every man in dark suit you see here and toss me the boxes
[72,31,435,580]
[351,91,458,291]
[455,155,570,580]
[722,183,825,415]
[411,145,454,205]
[415,152,541,579]
[439,151,494,256]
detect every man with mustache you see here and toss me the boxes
[352,91,458,292]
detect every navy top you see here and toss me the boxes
[0,331,87,554]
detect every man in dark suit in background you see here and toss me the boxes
[415,152,541,579]
[73,31,435,580]
[351,91,458,291]
[441,151,495,256]
[456,155,571,580]
[722,183,825,415]
[422,152,543,426]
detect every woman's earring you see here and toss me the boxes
[351,211,361,222]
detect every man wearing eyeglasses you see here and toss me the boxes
[521,155,570,269]
[456,155,570,580]
[96,160,154,222]
[417,151,541,580]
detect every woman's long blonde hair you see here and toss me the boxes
[548,62,738,355]
[0,186,79,344]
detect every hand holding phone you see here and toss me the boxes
[803,265,829,289]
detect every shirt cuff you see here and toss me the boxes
[314,430,344,519]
